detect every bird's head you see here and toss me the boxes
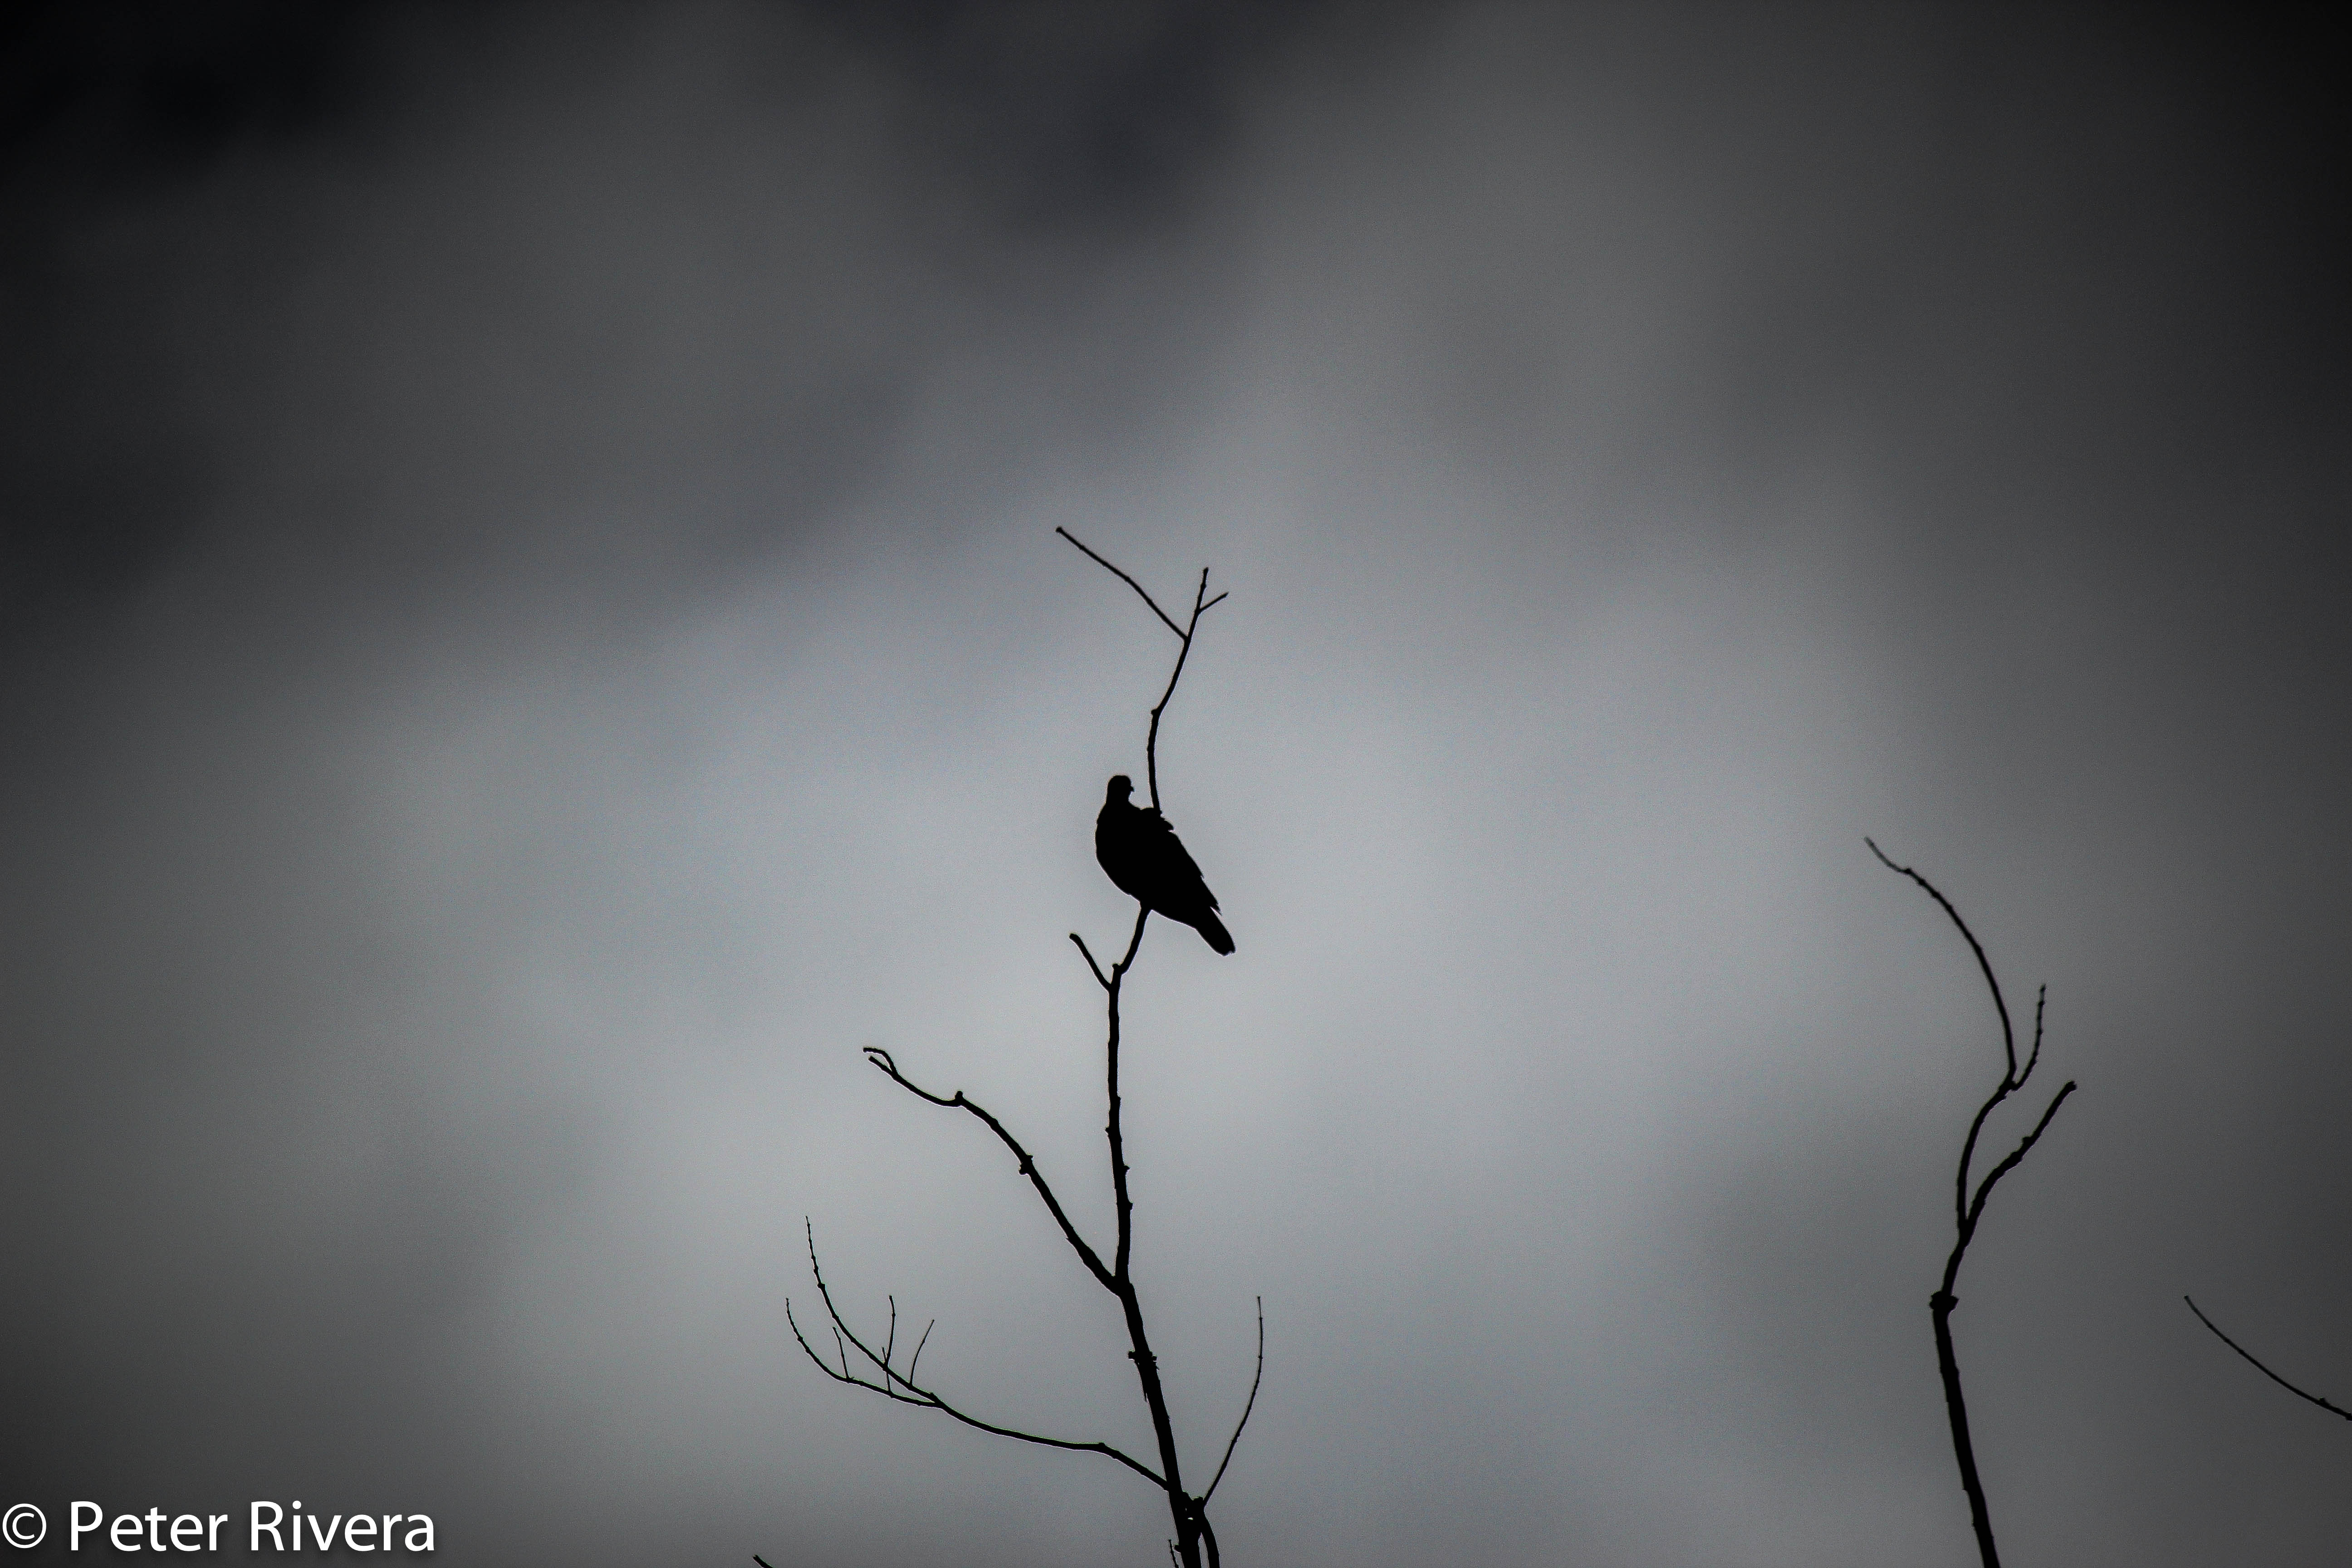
[1105,774,1133,804]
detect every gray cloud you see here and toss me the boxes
[4,5,2347,1564]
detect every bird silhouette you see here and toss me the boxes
[1094,774,1234,955]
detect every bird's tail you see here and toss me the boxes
[1197,913,1235,956]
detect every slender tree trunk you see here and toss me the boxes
[1931,1285,2000,1568]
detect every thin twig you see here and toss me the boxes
[1962,1079,2076,1238]
[1071,931,1112,990]
[786,1220,1167,1486]
[1867,838,2018,1079]
[1114,902,1150,980]
[2022,986,2046,1082]
[1142,570,1210,809]
[1058,528,1224,812]
[1868,839,2043,1230]
[2185,1296,2352,1422]
[1951,1079,2017,1231]
[863,1048,1117,1293]
[1202,1297,1265,1503]
[1057,526,1186,638]
[907,1317,936,1387]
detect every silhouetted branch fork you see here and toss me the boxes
[862,1047,1116,1292]
[1057,526,1188,639]
[1961,1079,2076,1239]
[1142,571,1218,809]
[1874,839,2077,1568]
[2185,1296,2352,1423]
[1868,838,2055,1230]
[1057,528,1225,812]
[1070,932,1112,990]
[786,1221,1166,1485]
[1202,1297,1265,1503]
[1069,907,1152,996]
[1944,990,2057,1224]
[1195,1509,1223,1568]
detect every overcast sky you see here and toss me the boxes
[4,5,2348,1565]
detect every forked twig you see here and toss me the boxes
[861,1047,1116,1293]
[1057,526,1188,638]
[1872,839,2076,1568]
[2185,1296,2352,1423]
[1058,526,1225,811]
[785,1220,1165,1486]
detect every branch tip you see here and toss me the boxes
[1057,526,1186,639]
[1203,1295,1266,1504]
[2185,1295,2352,1422]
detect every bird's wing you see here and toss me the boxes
[1137,810,1217,910]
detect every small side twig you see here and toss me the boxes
[1070,931,1112,990]
[785,1220,1166,1486]
[1057,526,1188,639]
[2185,1296,2352,1423]
[1202,1297,1265,1504]
[1058,526,1225,810]
[862,1047,1117,1293]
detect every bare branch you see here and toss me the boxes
[1962,1080,2077,1235]
[1202,1297,1265,1503]
[1867,838,2019,1080]
[2021,985,2046,1082]
[1114,903,1151,980]
[1876,839,2075,1568]
[1088,889,1199,1541]
[1071,931,1112,990]
[2185,1296,2352,1423]
[1058,526,1186,639]
[863,1049,1117,1293]
[1058,529,1224,813]
[1142,568,1221,810]
[799,535,1251,1567]
[1870,838,2042,1230]
[787,1221,1167,1486]
[1951,1079,2017,1233]
[908,1317,936,1388]
[1103,906,1152,1290]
